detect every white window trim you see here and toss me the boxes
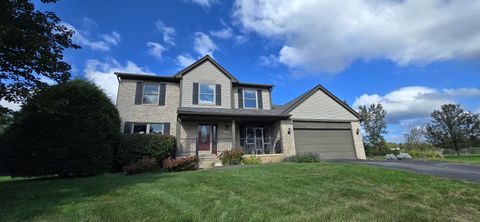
[243,89,257,109]
[142,83,160,105]
[131,123,164,135]
[198,83,216,105]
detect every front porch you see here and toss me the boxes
[176,120,283,157]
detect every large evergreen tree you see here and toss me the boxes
[0,80,120,177]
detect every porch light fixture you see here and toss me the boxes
[288,128,291,135]
[356,128,359,135]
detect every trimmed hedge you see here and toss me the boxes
[283,153,321,163]
[0,79,120,177]
[115,134,175,168]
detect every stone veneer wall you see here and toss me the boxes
[280,119,296,156]
[350,121,366,159]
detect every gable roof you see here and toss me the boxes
[174,55,239,82]
[281,84,361,119]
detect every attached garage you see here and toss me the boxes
[293,121,357,159]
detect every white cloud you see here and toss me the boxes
[147,42,166,60]
[63,20,121,51]
[259,54,279,67]
[210,27,233,39]
[185,0,218,8]
[176,54,196,68]
[234,0,480,73]
[353,86,480,124]
[156,21,176,45]
[84,59,151,102]
[0,100,21,112]
[101,31,121,46]
[193,32,217,56]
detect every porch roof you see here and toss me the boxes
[177,107,291,119]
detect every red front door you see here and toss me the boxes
[197,125,211,151]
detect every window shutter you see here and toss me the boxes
[123,122,133,134]
[163,123,170,135]
[238,88,243,108]
[215,84,221,106]
[134,82,144,105]
[158,83,166,106]
[192,82,199,105]
[257,89,263,109]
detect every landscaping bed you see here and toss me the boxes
[1,163,479,221]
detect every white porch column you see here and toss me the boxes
[231,119,236,149]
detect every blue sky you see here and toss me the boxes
[26,0,480,142]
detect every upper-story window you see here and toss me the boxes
[143,83,159,104]
[199,83,215,105]
[243,89,257,108]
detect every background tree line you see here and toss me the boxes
[359,103,480,156]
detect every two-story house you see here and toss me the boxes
[115,55,366,164]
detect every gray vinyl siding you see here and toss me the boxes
[116,79,179,135]
[181,60,232,108]
[233,86,271,110]
[289,89,357,121]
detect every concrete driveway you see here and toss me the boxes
[335,159,480,182]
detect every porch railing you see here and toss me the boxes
[177,137,234,157]
[239,137,282,155]
[177,138,197,157]
[177,137,282,157]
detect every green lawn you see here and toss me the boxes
[1,163,480,222]
[443,154,480,164]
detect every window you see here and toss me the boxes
[143,83,159,104]
[199,83,215,105]
[132,123,164,134]
[133,124,147,134]
[149,124,164,134]
[243,89,257,108]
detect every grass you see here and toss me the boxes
[443,154,480,164]
[1,163,480,222]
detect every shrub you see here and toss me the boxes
[243,155,262,164]
[0,79,120,177]
[385,154,397,160]
[283,153,321,163]
[397,152,412,160]
[162,157,199,171]
[219,149,244,165]
[122,158,159,175]
[116,134,175,169]
[407,149,443,159]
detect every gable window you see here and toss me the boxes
[199,83,215,105]
[143,83,159,104]
[132,123,164,134]
[243,89,257,108]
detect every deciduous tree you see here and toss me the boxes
[358,103,388,155]
[426,104,480,155]
[0,0,79,113]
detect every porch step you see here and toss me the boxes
[198,156,221,169]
